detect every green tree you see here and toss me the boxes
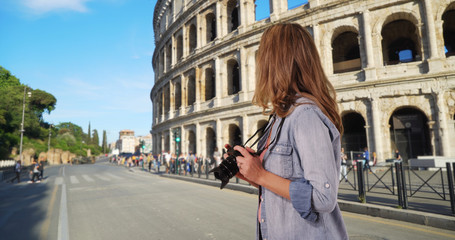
[92,129,99,147]
[87,122,91,144]
[0,66,57,158]
[102,130,108,153]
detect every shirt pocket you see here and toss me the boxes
[266,144,293,178]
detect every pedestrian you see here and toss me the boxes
[29,160,41,183]
[9,160,22,183]
[148,154,152,172]
[38,160,44,180]
[230,24,348,239]
[395,149,402,162]
[363,147,370,170]
[340,147,348,182]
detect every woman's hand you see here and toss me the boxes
[234,145,265,185]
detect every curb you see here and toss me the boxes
[159,174,455,231]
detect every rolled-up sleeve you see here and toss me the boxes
[289,178,318,221]
[290,107,340,214]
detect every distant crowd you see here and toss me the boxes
[110,147,223,175]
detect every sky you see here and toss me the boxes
[0,0,308,145]
[0,0,158,144]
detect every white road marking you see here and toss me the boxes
[82,174,94,182]
[69,176,79,184]
[104,173,122,180]
[94,174,110,181]
[58,184,69,240]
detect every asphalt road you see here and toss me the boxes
[1,159,455,240]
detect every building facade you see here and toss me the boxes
[150,0,455,162]
[116,130,136,154]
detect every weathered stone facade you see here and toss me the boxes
[151,0,455,163]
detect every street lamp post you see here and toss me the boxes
[48,124,53,153]
[19,86,31,163]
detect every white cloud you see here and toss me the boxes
[22,0,91,14]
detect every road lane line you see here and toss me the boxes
[342,212,455,239]
[69,176,79,184]
[58,183,69,240]
[40,184,58,240]
[82,174,94,182]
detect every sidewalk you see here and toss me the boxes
[147,168,455,231]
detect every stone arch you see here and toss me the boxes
[379,12,422,65]
[204,67,216,101]
[331,26,361,73]
[159,49,164,76]
[341,111,367,153]
[174,81,182,110]
[176,34,183,61]
[164,84,170,114]
[227,0,239,33]
[158,93,163,116]
[164,133,170,152]
[187,74,196,106]
[187,130,197,154]
[228,124,242,147]
[166,41,172,71]
[227,58,240,95]
[205,12,217,43]
[388,107,431,161]
[442,3,455,57]
[205,127,216,158]
[189,23,197,53]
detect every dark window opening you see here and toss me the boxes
[443,9,455,57]
[381,20,420,65]
[332,31,361,74]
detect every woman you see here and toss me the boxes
[233,24,348,239]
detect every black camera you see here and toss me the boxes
[209,146,258,189]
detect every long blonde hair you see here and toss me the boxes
[252,23,343,134]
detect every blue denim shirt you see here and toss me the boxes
[257,98,348,240]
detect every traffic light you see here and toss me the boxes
[174,129,181,143]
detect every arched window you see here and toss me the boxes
[227,0,239,33]
[227,59,240,95]
[206,13,216,43]
[187,75,196,106]
[228,124,242,147]
[176,35,183,61]
[166,42,172,71]
[189,24,197,53]
[332,31,361,73]
[442,8,455,57]
[341,112,367,153]
[205,68,216,101]
[164,85,170,113]
[205,128,216,157]
[174,82,181,109]
[389,108,431,161]
[381,19,421,65]
[187,130,196,154]
[159,49,164,75]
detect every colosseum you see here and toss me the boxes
[150,0,455,163]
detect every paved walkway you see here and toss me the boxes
[134,164,455,231]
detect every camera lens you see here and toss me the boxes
[209,150,241,189]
